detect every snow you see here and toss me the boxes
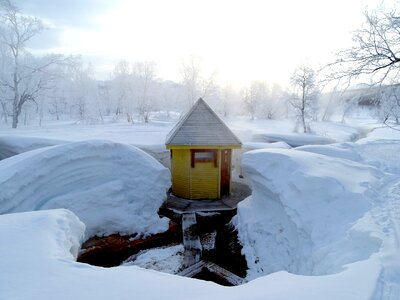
[237,148,382,279]
[243,141,292,150]
[0,140,170,237]
[296,143,362,161]
[0,121,174,146]
[252,132,336,147]
[1,117,400,299]
[0,209,383,300]
[123,244,184,274]
[228,118,364,144]
[0,135,67,160]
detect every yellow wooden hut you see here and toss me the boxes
[166,98,242,200]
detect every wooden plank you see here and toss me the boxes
[177,260,206,277]
[182,213,202,267]
[177,260,247,286]
[203,261,247,286]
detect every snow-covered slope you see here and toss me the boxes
[0,209,381,300]
[237,148,382,279]
[1,119,399,299]
[0,135,66,160]
[0,140,170,236]
[252,132,336,147]
[296,143,362,161]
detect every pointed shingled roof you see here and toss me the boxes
[166,98,241,146]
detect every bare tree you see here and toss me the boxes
[379,85,400,125]
[180,56,201,108]
[132,61,156,123]
[290,65,318,133]
[324,4,400,129]
[220,84,238,117]
[326,6,400,85]
[242,83,259,120]
[249,81,271,119]
[180,56,218,110]
[0,0,68,128]
[112,60,133,122]
[0,94,8,124]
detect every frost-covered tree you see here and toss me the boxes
[132,61,156,123]
[260,83,280,120]
[160,80,183,118]
[180,56,218,111]
[326,5,400,84]
[180,56,201,108]
[325,4,400,128]
[112,60,133,121]
[379,85,400,124]
[67,62,99,123]
[0,0,68,128]
[290,65,319,133]
[242,84,259,120]
[220,84,240,117]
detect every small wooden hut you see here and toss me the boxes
[166,98,241,200]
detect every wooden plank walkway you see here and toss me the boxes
[177,260,247,286]
[182,213,202,267]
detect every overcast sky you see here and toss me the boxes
[16,0,386,86]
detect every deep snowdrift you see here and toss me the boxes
[0,140,170,236]
[296,143,362,162]
[1,120,398,299]
[251,132,335,147]
[237,148,383,279]
[0,209,381,300]
[0,135,66,160]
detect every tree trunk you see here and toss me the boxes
[301,83,307,133]
[12,103,18,128]
[0,102,8,124]
[12,51,20,129]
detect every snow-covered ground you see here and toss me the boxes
[0,140,170,237]
[1,117,400,299]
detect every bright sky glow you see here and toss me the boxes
[24,0,386,86]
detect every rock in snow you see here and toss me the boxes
[0,140,171,237]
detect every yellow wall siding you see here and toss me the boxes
[167,145,241,150]
[190,158,219,199]
[171,149,190,198]
[171,148,235,200]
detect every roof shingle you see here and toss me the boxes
[166,98,241,146]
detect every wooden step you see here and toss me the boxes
[177,260,247,286]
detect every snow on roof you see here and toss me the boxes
[166,98,241,146]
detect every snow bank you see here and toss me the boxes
[0,135,66,160]
[296,143,362,162]
[243,141,291,150]
[252,132,335,147]
[310,121,363,142]
[355,138,400,174]
[0,140,170,236]
[233,142,291,179]
[0,209,382,300]
[237,148,382,279]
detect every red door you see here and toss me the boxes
[220,149,231,197]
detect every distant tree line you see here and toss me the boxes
[0,0,399,130]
